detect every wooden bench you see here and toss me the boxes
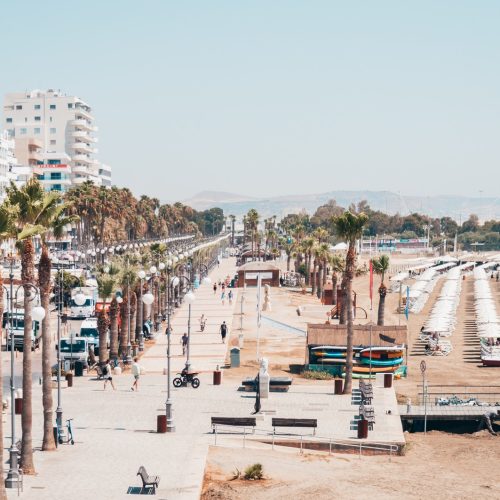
[137,466,160,493]
[211,417,257,433]
[241,377,293,392]
[272,418,317,435]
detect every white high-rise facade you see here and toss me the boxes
[0,130,17,201]
[3,89,111,191]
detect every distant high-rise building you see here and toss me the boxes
[0,130,17,201]
[3,89,111,190]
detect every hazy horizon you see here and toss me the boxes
[1,1,499,200]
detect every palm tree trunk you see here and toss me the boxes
[98,304,109,363]
[377,285,387,326]
[119,297,128,356]
[109,298,119,359]
[343,244,356,395]
[20,238,35,474]
[0,273,7,499]
[311,261,316,295]
[39,246,56,451]
[332,274,338,306]
[339,275,347,325]
[317,263,323,299]
[130,292,137,341]
[286,254,291,271]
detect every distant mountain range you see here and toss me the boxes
[183,190,499,222]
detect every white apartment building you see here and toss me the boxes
[3,89,110,190]
[0,130,18,202]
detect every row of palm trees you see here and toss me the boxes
[0,178,219,496]
[0,178,78,491]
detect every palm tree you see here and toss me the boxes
[6,178,62,474]
[328,254,345,306]
[314,243,330,299]
[246,209,259,261]
[38,200,78,452]
[0,203,15,498]
[372,254,390,326]
[333,211,368,395]
[97,274,115,362]
[302,237,315,286]
[109,297,119,359]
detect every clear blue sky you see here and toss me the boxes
[1,1,499,201]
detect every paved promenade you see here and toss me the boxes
[3,257,240,500]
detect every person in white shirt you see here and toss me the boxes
[131,357,142,391]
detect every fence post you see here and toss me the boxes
[243,427,246,448]
[329,438,332,456]
[300,435,303,455]
[272,430,275,450]
[214,426,217,446]
[359,442,362,459]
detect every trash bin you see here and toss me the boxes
[66,373,73,387]
[334,379,343,394]
[157,415,167,433]
[74,361,84,377]
[230,347,240,368]
[384,373,393,388]
[213,370,221,385]
[357,418,368,439]
[14,398,23,415]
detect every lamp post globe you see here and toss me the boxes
[32,306,46,322]
[138,270,146,280]
[116,296,123,304]
[150,265,157,274]
[74,291,87,306]
[185,291,196,304]
[142,292,154,305]
[202,276,212,286]
[171,276,180,288]
[159,262,165,271]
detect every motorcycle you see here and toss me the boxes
[173,369,200,389]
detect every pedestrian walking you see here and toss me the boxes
[220,321,227,343]
[103,360,116,390]
[228,289,233,305]
[221,291,225,305]
[181,332,188,355]
[199,314,206,332]
[221,282,225,291]
[213,283,217,295]
[131,356,142,391]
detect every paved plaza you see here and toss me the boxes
[2,256,405,499]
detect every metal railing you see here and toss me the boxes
[417,385,500,406]
[211,425,399,459]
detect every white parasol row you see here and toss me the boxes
[422,266,464,336]
[473,267,500,339]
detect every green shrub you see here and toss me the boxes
[302,370,334,380]
[243,463,263,480]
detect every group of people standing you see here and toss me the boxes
[213,281,234,305]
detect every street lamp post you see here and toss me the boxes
[166,258,178,432]
[137,270,146,351]
[3,259,45,489]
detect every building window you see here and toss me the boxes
[50,172,62,180]
[52,184,62,191]
[16,105,22,110]
[20,128,27,135]
[34,116,41,121]
[6,118,12,123]
[48,159,61,164]
[49,104,56,110]
[34,128,41,135]
[50,128,56,134]
[34,104,41,110]
[68,103,73,109]
[50,140,56,145]
[49,117,53,123]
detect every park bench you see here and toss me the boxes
[211,417,256,433]
[272,418,317,435]
[241,377,293,392]
[359,380,373,404]
[137,466,160,493]
[358,404,375,430]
